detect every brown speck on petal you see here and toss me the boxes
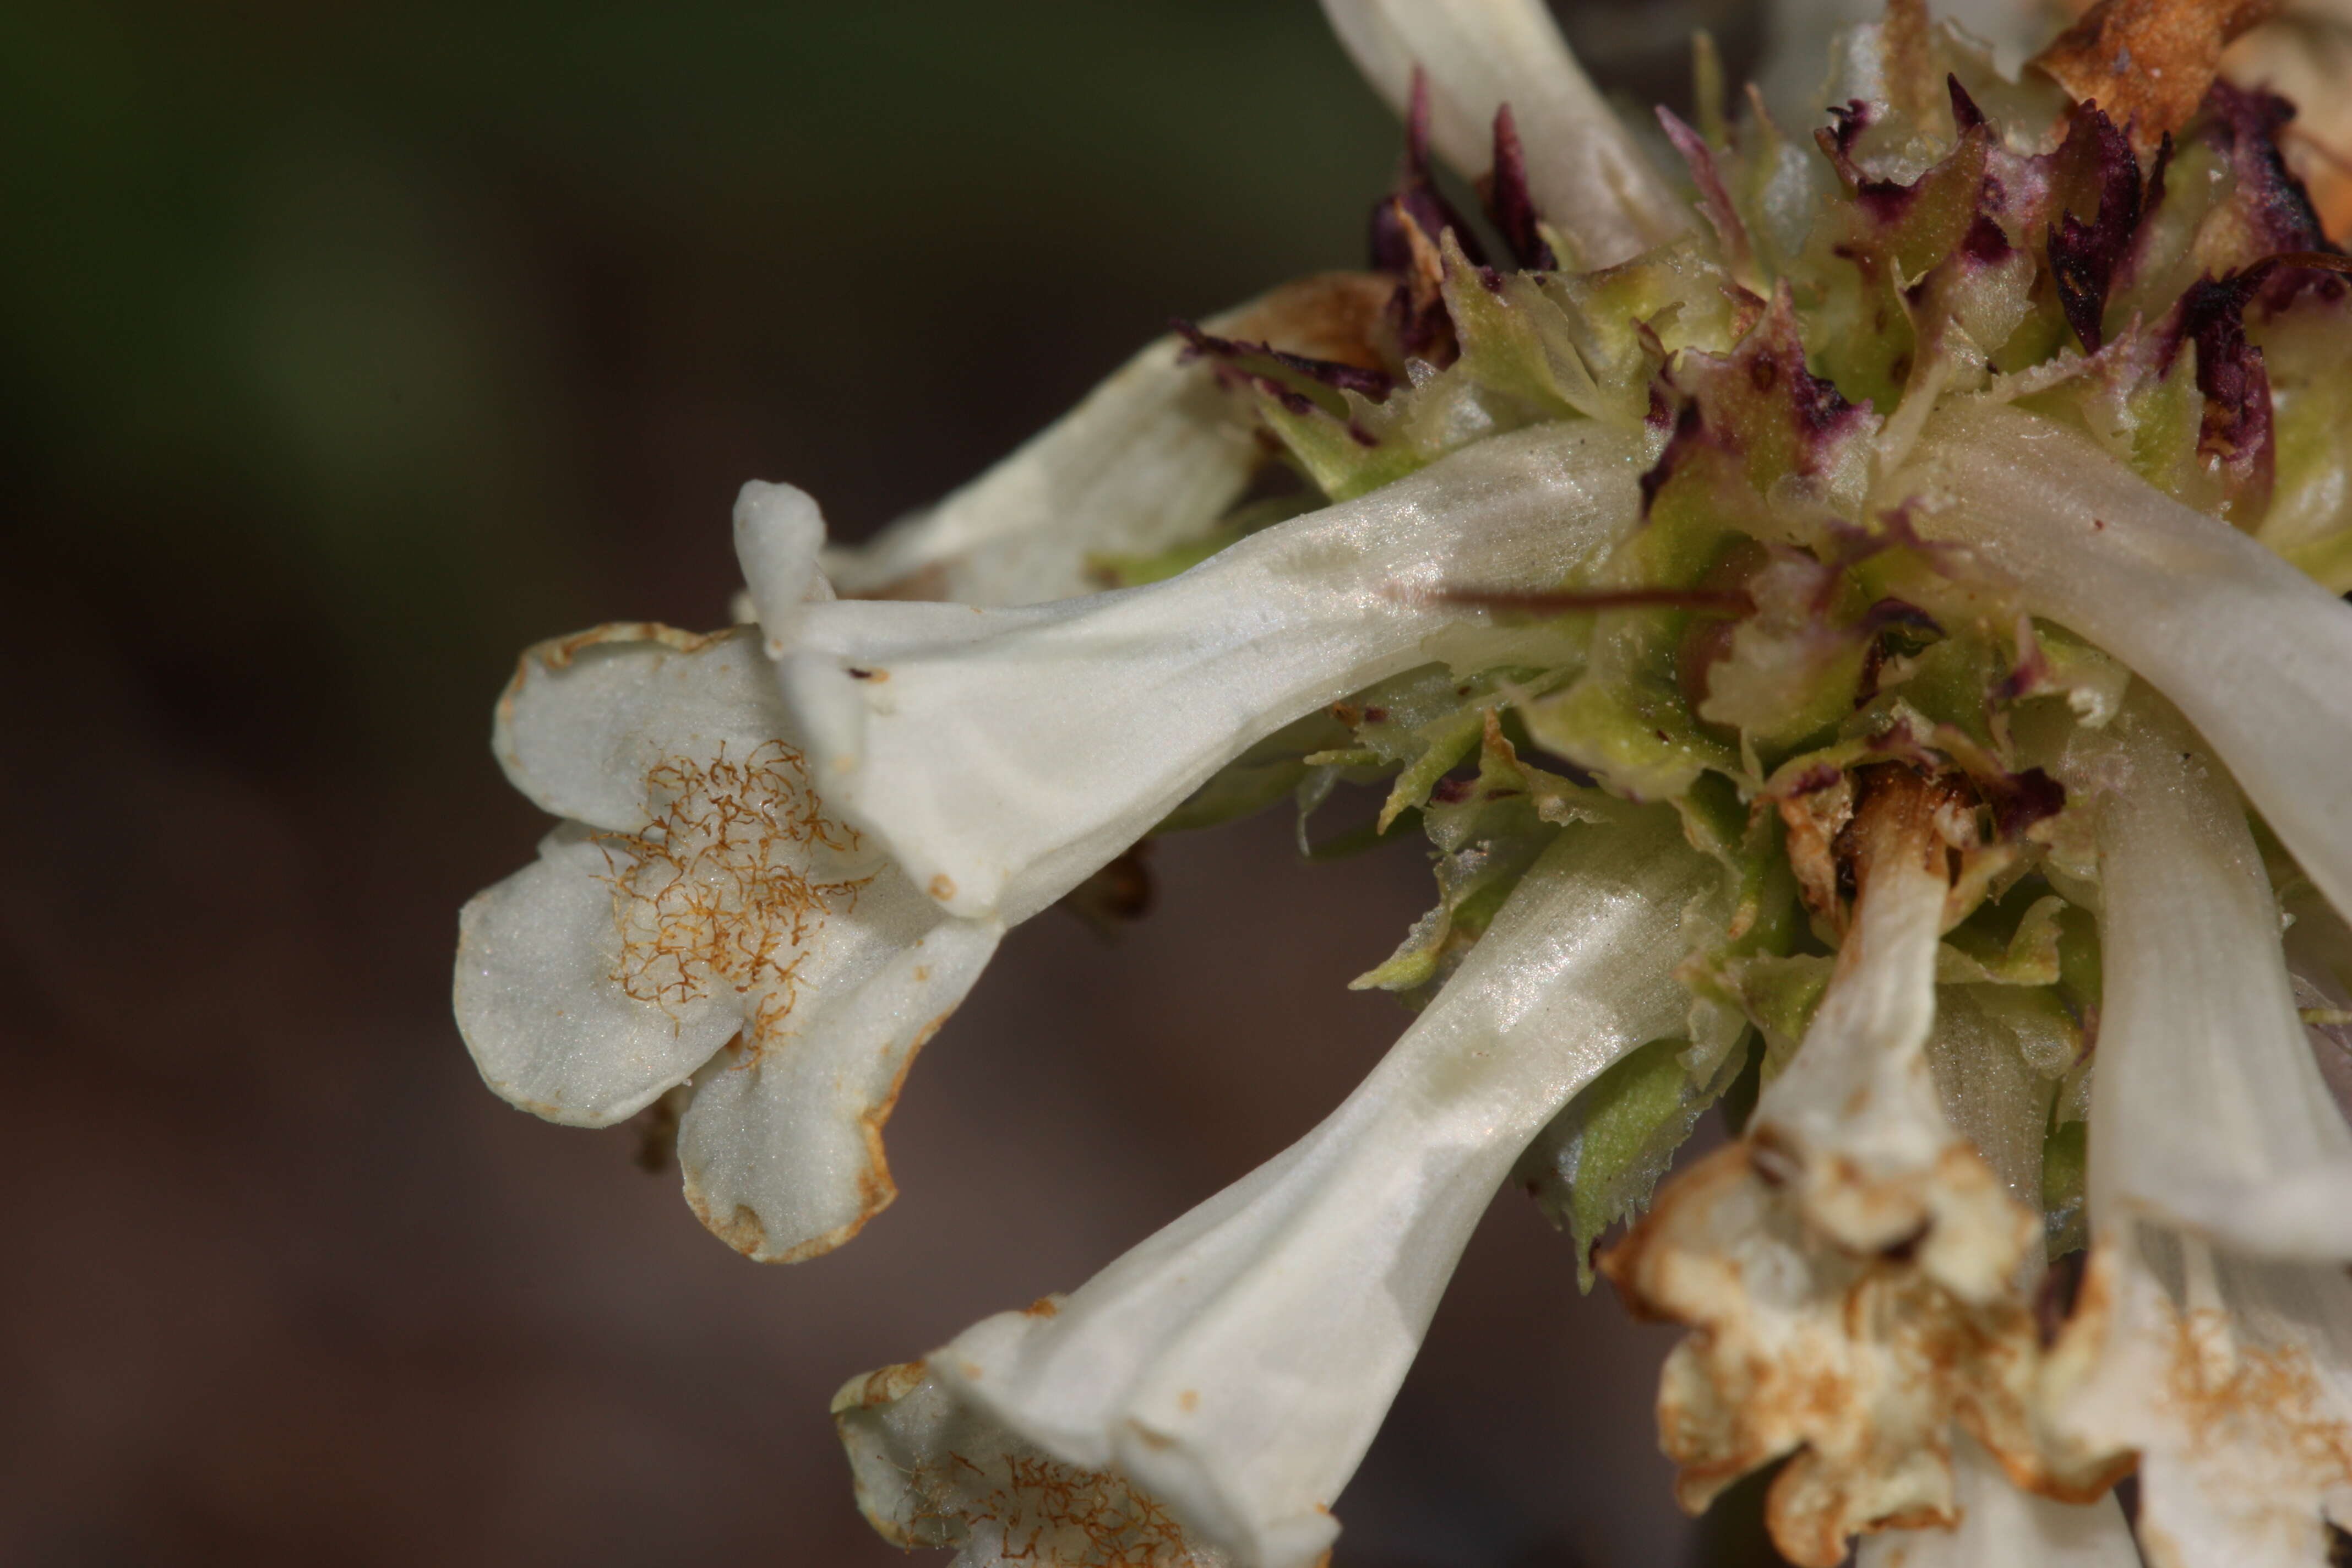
[689,1196,768,1258]
[928,873,957,902]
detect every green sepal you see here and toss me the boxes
[1348,828,1551,994]
[1515,1033,1743,1291]
[1937,893,2069,986]
[1255,391,1428,503]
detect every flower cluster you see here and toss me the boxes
[454,0,2352,1563]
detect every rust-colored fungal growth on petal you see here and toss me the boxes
[2164,1306,2352,1487]
[914,1452,1205,1567]
[1602,1145,2127,1567]
[833,1359,1225,1567]
[2031,0,2279,154]
[596,740,870,1046]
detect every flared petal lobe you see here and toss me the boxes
[456,625,1003,1261]
[1318,0,1689,267]
[785,420,1650,923]
[674,883,1001,1262]
[492,622,775,834]
[458,826,738,1125]
[834,1357,1236,1567]
[843,810,1716,1568]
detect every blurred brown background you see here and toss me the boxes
[0,2,1790,1564]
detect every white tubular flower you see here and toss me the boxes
[2038,694,2352,1567]
[783,420,1647,923]
[455,617,1002,1262]
[2078,694,2352,1257]
[823,274,1392,609]
[1316,0,1689,267]
[1891,401,2352,929]
[1749,766,2037,1299]
[1603,771,2083,1567]
[835,812,1715,1568]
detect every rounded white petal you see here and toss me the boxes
[1893,400,2352,934]
[676,879,1001,1263]
[733,479,833,656]
[917,812,1712,1567]
[455,827,736,1126]
[1317,0,1688,267]
[2081,691,2352,1259]
[785,420,1648,922]
[492,623,801,834]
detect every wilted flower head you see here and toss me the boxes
[456,0,2352,1562]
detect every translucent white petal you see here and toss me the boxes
[1892,400,2352,931]
[492,623,801,835]
[733,479,832,656]
[823,276,1388,609]
[785,420,1648,921]
[2081,691,2352,1258]
[455,826,735,1126]
[1856,1437,2142,1568]
[1317,0,1687,266]
[2041,698,2352,1564]
[676,884,1001,1262]
[906,813,1712,1568]
[834,1358,1236,1566]
[1924,987,2063,1217]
